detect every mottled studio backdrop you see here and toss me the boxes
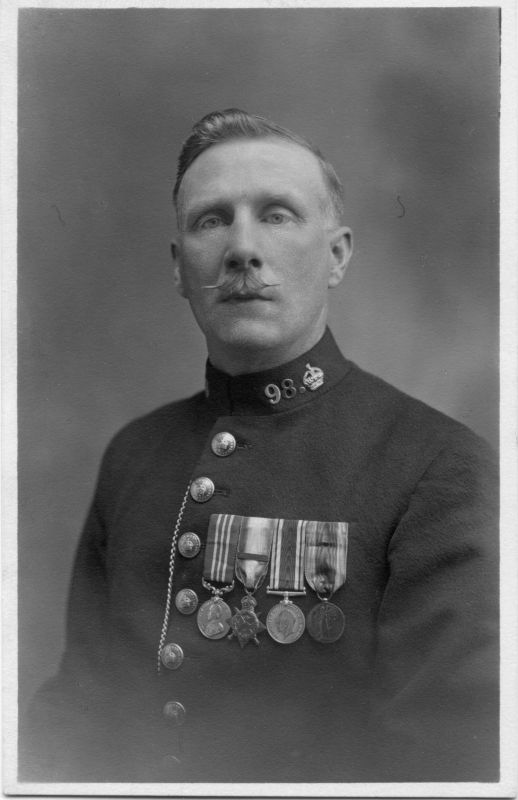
[18,8,499,713]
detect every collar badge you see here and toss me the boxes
[303,363,325,391]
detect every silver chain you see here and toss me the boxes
[156,481,192,672]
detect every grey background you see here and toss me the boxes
[18,8,499,715]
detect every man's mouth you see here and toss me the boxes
[201,272,281,301]
[223,289,271,302]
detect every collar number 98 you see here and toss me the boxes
[265,379,298,405]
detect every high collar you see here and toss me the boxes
[204,328,351,416]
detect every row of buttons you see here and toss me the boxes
[162,647,186,728]
[162,433,238,736]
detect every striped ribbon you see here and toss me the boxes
[304,521,348,597]
[235,516,276,592]
[203,514,240,585]
[268,519,307,592]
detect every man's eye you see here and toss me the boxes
[264,212,290,225]
[199,216,223,230]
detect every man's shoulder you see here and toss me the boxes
[103,391,206,463]
[342,360,493,457]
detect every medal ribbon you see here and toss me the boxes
[203,514,240,584]
[304,521,348,597]
[235,516,275,592]
[268,519,307,592]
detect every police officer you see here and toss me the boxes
[23,109,498,784]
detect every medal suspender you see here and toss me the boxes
[266,519,307,644]
[305,521,348,643]
[228,516,275,647]
[196,514,239,640]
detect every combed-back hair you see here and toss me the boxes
[173,108,345,224]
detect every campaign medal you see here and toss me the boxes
[228,516,275,648]
[266,519,306,644]
[228,593,266,647]
[196,514,239,640]
[197,590,232,640]
[305,521,348,644]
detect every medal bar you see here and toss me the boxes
[305,521,348,644]
[196,514,239,640]
[266,519,307,644]
[229,516,275,648]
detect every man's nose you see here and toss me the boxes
[223,218,262,271]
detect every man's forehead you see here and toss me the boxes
[178,137,327,206]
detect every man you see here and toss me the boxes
[23,109,498,784]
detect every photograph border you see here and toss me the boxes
[2,0,517,796]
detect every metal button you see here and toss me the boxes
[160,643,184,670]
[190,476,215,503]
[211,431,237,458]
[178,532,201,558]
[175,588,199,615]
[163,700,186,725]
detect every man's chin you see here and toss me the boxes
[214,318,282,352]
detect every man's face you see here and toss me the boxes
[172,137,352,371]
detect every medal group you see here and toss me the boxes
[161,514,348,668]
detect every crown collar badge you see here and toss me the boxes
[303,363,325,391]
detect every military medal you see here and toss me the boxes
[228,516,275,648]
[228,593,265,647]
[197,590,232,640]
[266,519,306,644]
[305,521,348,644]
[196,514,239,640]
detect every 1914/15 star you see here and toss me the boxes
[228,594,266,648]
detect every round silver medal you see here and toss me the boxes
[266,602,305,644]
[197,596,232,640]
[306,601,345,643]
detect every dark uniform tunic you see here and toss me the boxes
[22,329,499,783]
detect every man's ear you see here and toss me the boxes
[328,227,353,288]
[171,241,187,298]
